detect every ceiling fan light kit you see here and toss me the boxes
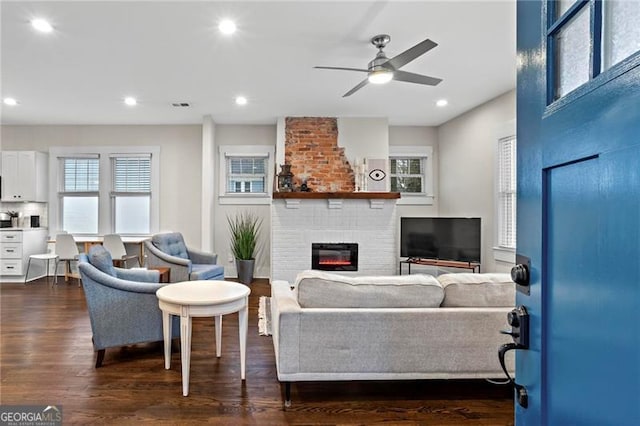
[314,34,442,97]
[368,69,393,84]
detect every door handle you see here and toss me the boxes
[512,254,531,295]
[499,305,529,408]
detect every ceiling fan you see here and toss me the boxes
[315,34,442,97]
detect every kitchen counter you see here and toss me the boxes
[0,227,48,231]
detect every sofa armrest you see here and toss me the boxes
[115,267,160,283]
[187,247,218,264]
[271,280,302,377]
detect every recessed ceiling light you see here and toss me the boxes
[3,98,18,106]
[218,19,236,35]
[436,99,448,107]
[235,96,247,106]
[124,97,137,106]
[31,18,53,33]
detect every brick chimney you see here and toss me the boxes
[284,117,355,192]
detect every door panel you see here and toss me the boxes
[517,1,640,424]
[544,151,640,425]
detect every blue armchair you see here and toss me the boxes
[144,232,224,282]
[78,245,179,368]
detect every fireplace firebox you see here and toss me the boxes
[311,243,358,271]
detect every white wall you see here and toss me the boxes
[213,124,276,279]
[437,90,516,273]
[0,125,203,246]
[337,117,389,164]
[389,125,439,218]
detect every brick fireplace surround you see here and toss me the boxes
[284,117,355,192]
[271,117,398,284]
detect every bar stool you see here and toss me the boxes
[25,253,59,286]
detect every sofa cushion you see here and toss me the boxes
[437,273,515,307]
[88,245,116,277]
[295,270,444,308]
[152,232,189,259]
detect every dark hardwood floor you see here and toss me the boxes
[0,278,514,425]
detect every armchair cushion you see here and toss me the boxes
[115,267,160,283]
[152,232,189,259]
[88,245,116,277]
[191,264,225,281]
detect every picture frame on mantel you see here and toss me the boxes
[366,158,388,192]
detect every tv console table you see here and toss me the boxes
[399,258,481,275]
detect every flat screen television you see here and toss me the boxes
[400,217,481,263]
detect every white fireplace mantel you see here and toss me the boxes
[270,197,398,284]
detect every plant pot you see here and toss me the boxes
[236,258,255,285]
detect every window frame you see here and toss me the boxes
[388,145,434,205]
[50,146,160,236]
[218,145,275,205]
[58,155,100,235]
[546,0,640,111]
[110,154,153,235]
[493,120,517,263]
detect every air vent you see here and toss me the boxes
[171,102,190,108]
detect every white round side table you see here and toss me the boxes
[156,280,251,396]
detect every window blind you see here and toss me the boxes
[226,156,267,193]
[63,158,100,192]
[113,157,151,192]
[497,135,516,249]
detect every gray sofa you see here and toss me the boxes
[270,270,516,405]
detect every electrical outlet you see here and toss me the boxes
[228,254,234,263]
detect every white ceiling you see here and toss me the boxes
[1,1,516,127]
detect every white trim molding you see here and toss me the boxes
[218,145,275,205]
[389,145,434,205]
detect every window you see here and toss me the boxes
[389,146,434,205]
[227,157,266,193]
[111,155,151,234]
[59,157,99,234]
[497,135,517,250]
[390,158,424,193]
[51,146,159,235]
[218,145,275,204]
[549,0,640,102]
[494,121,516,262]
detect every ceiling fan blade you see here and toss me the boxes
[314,66,369,73]
[383,38,438,70]
[393,70,442,86]
[343,78,369,97]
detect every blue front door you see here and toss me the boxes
[517,1,640,424]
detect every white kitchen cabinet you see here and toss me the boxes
[1,151,48,202]
[0,229,48,278]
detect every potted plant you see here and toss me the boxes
[227,211,262,285]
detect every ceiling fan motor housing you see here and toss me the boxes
[369,54,392,72]
[371,34,391,49]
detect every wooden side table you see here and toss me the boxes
[149,267,170,283]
